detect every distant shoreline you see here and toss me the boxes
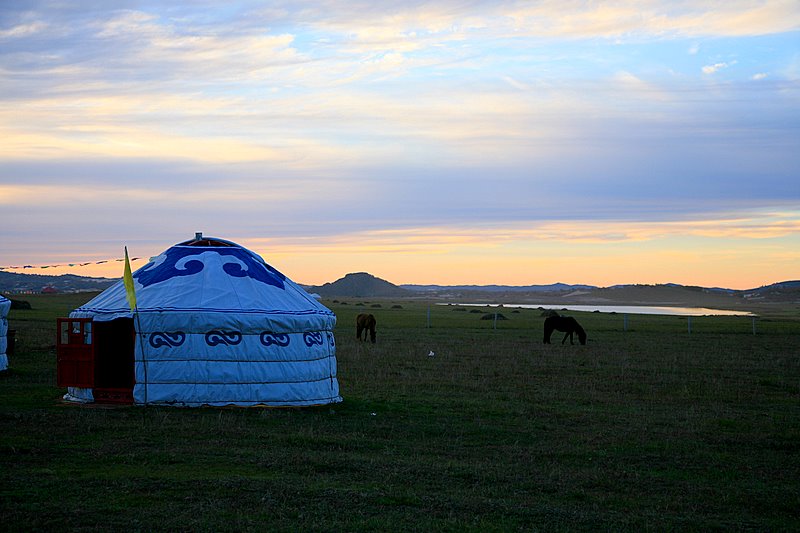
[439,302,756,317]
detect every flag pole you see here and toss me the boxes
[124,247,147,405]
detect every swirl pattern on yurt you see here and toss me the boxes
[149,331,186,348]
[205,330,243,346]
[260,332,291,347]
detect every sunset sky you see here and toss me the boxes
[1,1,798,289]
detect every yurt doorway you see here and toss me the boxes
[56,317,135,404]
[93,318,135,403]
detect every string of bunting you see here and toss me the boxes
[0,256,144,271]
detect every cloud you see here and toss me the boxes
[230,213,800,277]
[88,11,303,83]
[702,62,729,74]
[300,1,800,44]
[0,21,48,38]
[612,71,674,101]
[477,1,800,40]
[502,76,531,91]
[751,72,768,80]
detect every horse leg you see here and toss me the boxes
[561,330,571,344]
[543,326,552,344]
[357,325,363,341]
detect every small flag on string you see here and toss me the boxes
[123,246,137,311]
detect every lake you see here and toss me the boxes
[442,303,755,317]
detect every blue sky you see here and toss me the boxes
[1,1,798,288]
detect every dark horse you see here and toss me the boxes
[543,315,587,345]
[356,313,377,343]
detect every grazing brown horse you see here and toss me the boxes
[543,315,586,345]
[356,313,377,343]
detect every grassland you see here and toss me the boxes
[1,293,799,531]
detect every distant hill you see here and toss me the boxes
[397,279,800,308]
[308,272,412,298]
[580,283,746,308]
[0,271,117,294]
[403,282,596,293]
[741,280,800,302]
[605,282,800,307]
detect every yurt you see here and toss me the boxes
[0,294,10,372]
[56,234,341,407]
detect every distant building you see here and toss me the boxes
[41,286,58,294]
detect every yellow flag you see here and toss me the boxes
[123,246,137,311]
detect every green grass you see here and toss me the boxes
[2,294,799,531]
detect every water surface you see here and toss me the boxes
[444,303,754,317]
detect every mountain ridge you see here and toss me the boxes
[2,270,798,306]
[402,282,596,293]
[0,271,117,294]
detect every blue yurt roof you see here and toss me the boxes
[72,235,334,330]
